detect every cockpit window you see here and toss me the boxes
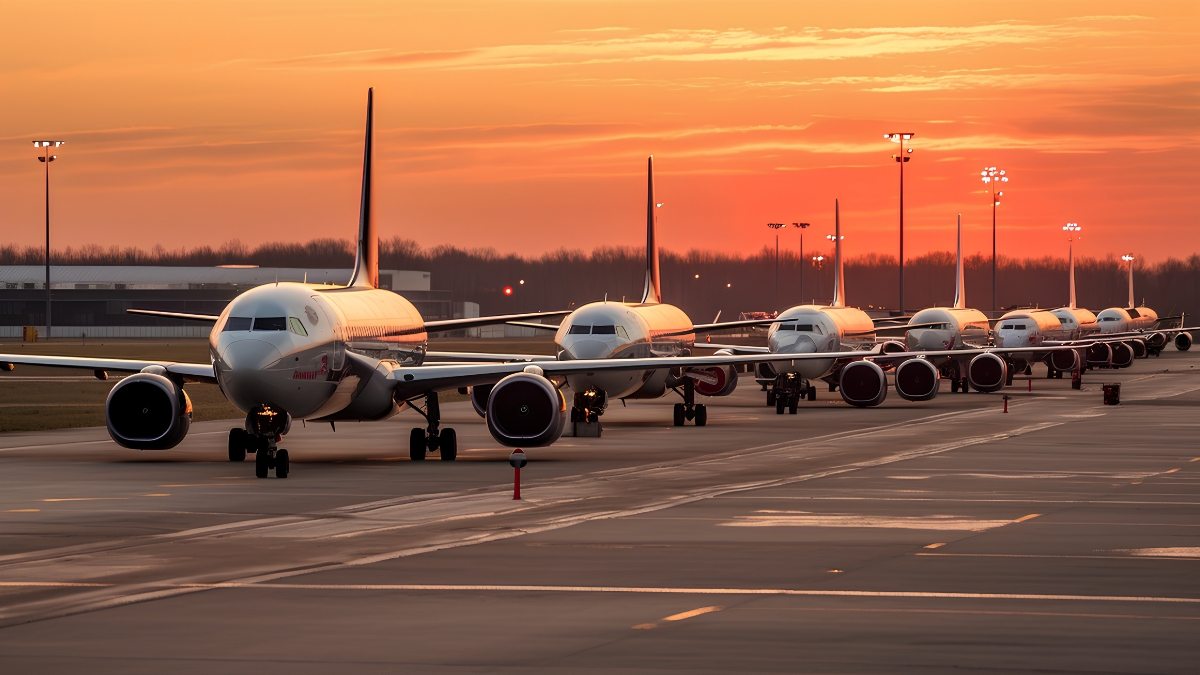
[779,323,818,333]
[288,317,308,336]
[1001,323,1027,330]
[253,317,287,331]
[223,317,252,332]
[568,325,591,335]
[592,325,617,334]
[1101,316,1118,321]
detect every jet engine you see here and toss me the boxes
[1086,342,1112,367]
[1175,332,1193,351]
[469,384,493,418]
[967,353,1007,393]
[688,349,739,397]
[105,371,192,450]
[880,340,907,355]
[1128,338,1148,359]
[1146,333,1167,351]
[485,368,567,447]
[1049,348,1079,373]
[894,358,939,402]
[838,360,887,407]
[1110,341,1134,368]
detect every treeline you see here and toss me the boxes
[2,239,1196,320]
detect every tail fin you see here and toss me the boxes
[830,199,845,308]
[1067,240,1077,309]
[641,155,662,304]
[953,214,966,309]
[348,88,379,289]
[1126,257,1135,308]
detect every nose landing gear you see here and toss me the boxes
[406,391,457,462]
[230,405,292,478]
[671,378,707,426]
[765,373,815,414]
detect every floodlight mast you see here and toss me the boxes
[981,165,1009,313]
[884,132,914,313]
[33,140,65,339]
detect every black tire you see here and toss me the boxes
[440,428,458,461]
[409,428,427,461]
[228,429,247,463]
[788,399,798,414]
[766,390,776,407]
[672,403,685,426]
[950,378,960,394]
[255,450,270,479]
[775,397,785,414]
[695,405,707,427]
[275,449,290,479]
[806,387,817,402]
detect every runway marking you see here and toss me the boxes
[1013,513,1041,523]
[722,511,1017,531]
[4,509,40,513]
[917,552,1200,561]
[1119,548,1200,559]
[142,493,171,497]
[0,429,225,454]
[726,496,1200,506]
[663,606,722,622]
[1190,457,1200,463]
[923,542,946,549]
[1163,468,1181,474]
[41,497,127,503]
[827,569,844,574]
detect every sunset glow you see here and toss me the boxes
[2,1,1197,261]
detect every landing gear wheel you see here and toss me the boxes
[409,428,427,461]
[775,398,785,415]
[950,379,960,394]
[255,449,270,479]
[275,449,290,478]
[788,399,799,414]
[672,403,685,426]
[439,428,458,461]
[695,404,707,427]
[806,386,817,402]
[228,428,247,462]
[766,390,776,407]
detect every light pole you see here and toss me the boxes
[981,166,1008,313]
[885,132,915,312]
[811,254,826,302]
[33,140,65,339]
[767,222,785,308]
[793,222,810,303]
[1063,223,1081,308]
[1121,254,1135,308]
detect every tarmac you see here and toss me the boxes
[0,351,1198,673]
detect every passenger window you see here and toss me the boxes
[568,325,591,335]
[223,317,252,332]
[253,317,287,331]
[593,325,617,334]
[288,317,308,336]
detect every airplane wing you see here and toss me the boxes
[690,319,780,334]
[422,310,570,334]
[0,353,215,383]
[423,350,552,363]
[127,309,221,322]
[691,342,771,354]
[843,322,947,338]
[388,349,879,397]
[504,321,561,332]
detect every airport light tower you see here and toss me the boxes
[793,222,810,303]
[981,165,1008,313]
[34,140,65,339]
[1063,223,1081,307]
[767,222,785,309]
[1121,254,1136,308]
[885,132,914,312]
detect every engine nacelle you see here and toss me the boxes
[1129,338,1148,359]
[839,360,887,407]
[485,371,566,447]
[967,353,1007,393]
[1086,342,1112,367]
[880,340,906,355]
[1146,332,1167,350]
[105,372,192,450]
[1049,348,1079,373]
[689,349,739,397]
[469,384,493,418]
[1110,341,1134,368]
[894,358,939,402]
[1175,332,1193,351]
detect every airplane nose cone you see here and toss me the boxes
[561,338,615,360]
[221,339,283,371]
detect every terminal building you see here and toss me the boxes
[0,266,479,339]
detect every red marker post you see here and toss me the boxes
[1003,394,1011,413]
[509,449,528,500]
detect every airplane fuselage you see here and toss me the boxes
[905,307,991,352]
[1096,306,1159,334]
[767,305,877,379]
[994,310,1068,366]
[1050,307,1101,340]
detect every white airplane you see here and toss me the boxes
[0,92,860,477]
[1092,255,1194,356]
[496,156,795,431]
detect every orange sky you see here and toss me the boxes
[2,1,1198,263]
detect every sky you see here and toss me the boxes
[2,1,1198,263]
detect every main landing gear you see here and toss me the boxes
[570,388,605,438]
[407,391,457,462]
[765,373,815,414]
[672,378,707,427]
[229,405,291,479]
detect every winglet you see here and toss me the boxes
[641,155,662,304]
[953,214,966,309]
[830,199,845,308]
[348,88,379,289]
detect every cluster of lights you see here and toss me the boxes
[1121,254,1135,264]
[1063,222,1082,240]
[33,140,65,163]
[981,166,1008,206]
[811,254,826,268]
[884,132,915,162]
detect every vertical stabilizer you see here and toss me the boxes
[348,88,379,289]
[1067,241,1077,309]
[831,199,845,308]
[1126,257,1135,309]
[953,214,966,309]
[641,155,662,304]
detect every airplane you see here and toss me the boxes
[1047,229,1109,370]
[494,156,794,432]
[1092,254,1194,356]
[0,91,864,477]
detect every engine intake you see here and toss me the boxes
[894,358,939,402]
[105,372,192,450]
[1085,342,1112,367]
[485,371,566,447]
[1129,338,1147,359]
[1110,341,1134,368]
[1049,348,1079,373]
[839,360,887,407]
[1146,333,1167,350]
[968,353,1007,393]
[1175,332,1193,351]
[469,384,493,418]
